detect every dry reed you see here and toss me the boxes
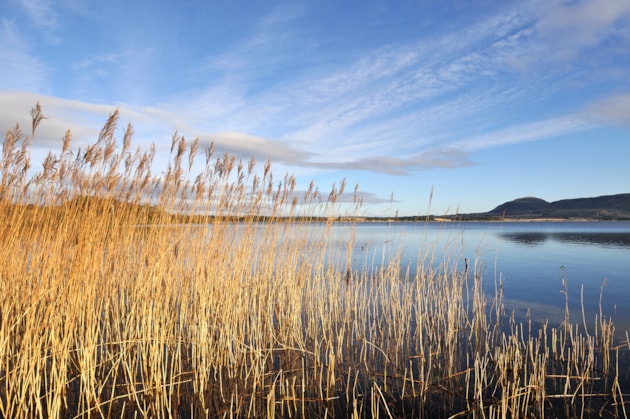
[0,105,628,418]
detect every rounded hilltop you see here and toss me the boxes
[489,197,550,215]
[482,193,630,220]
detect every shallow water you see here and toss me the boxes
[339,221,630,334]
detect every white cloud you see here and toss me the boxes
[538,0,630,48]
[0,92,122,149]
[308,149,472,175]
[585,93,630,126]
[198,132,312,166]
[0,92,311,172]
[535,0,630,61]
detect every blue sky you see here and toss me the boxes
[1,0,629,216]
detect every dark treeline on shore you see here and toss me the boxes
[18,192,630,224]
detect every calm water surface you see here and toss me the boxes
[342,221,630,333]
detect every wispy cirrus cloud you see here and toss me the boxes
[258,3,306,28]
[71,53,123,71]
[0,18,49,92]
[452,115,595,152]
[16,0,59,33]
[131,2,629,173]
[3,0,628,181]
[200,5,530,149]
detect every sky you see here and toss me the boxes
[1,0,629,216]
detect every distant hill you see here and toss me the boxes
[489,197,550,215]
[484,193,630,220]
[373,193,630,222]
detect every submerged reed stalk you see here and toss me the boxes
[0,105,628,418]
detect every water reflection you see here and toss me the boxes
[501,231,630,248]
[500,232,548,246]
[554,232,630,247]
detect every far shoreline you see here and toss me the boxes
[431,217,592,223]
[349,217,629,223]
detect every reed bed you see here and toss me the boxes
[0,105,628,418]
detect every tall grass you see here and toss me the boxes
[0,105,628,417]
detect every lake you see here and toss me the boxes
[341,221,630,336]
